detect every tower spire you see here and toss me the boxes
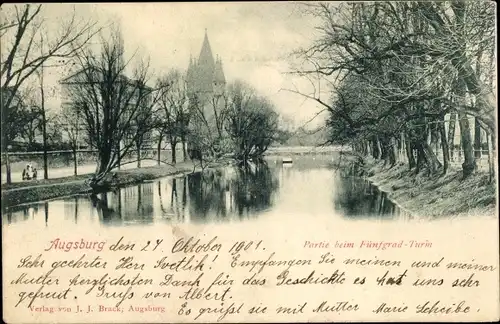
[199,29,215,67]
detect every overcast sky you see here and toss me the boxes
[11,3,329,128]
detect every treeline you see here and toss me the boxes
[283,127,328,147]
[293,1,496,179]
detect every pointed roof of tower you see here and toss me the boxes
[198,29,215,66]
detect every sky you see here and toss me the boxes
[6,3,329,129]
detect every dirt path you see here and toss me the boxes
[3,179,88,192]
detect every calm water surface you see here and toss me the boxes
[2,156,410,229]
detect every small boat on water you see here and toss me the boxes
[282,157,293,164]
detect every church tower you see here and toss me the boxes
[186,30,227,160]
[186,29,226,101]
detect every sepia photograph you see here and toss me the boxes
[1,2,498,323]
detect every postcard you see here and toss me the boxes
[1,2,499,323]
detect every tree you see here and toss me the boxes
[1,87,37,184]
[17,90,43,150]
[63,27,162,188]
[225,81,279,163]
[1,4,97,122]
[186,80,279,167]
[156,70,191,164]
[187,92,231,169]
[289,1,495,179]
[1,4,97,183]
[55,106,81,175]
[128,87,155,168]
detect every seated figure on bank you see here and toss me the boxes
[22,164,35,181]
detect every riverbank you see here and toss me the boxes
[362,158,497,218]
[1,160,230,208]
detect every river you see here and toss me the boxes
[2,155,411,229]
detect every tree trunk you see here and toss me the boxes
[474,118,482,159]
[430,123,439,154]
[41,90,48,180]
[376,137,382,160]
[398,133,405,162]
[438,116,449,175]
[182,137,187,162]
[486,132,495,183]
[371,138,380,159]
[415,143,425,175]
[171,141,177,164]
[5,151,12,184]
[136,142,141,168]
[458,113,476,177]
[389,137,396,167]
[73,147,78,176]
[95,146,112,177]
[405,135,416,170]
[157,135,163,165]
[37,45,49,180]
[365,140,371,157]
[380,139,388,166]
[448,112,457,161]
[117,142,121,170]
[380,137,395,166]
[422,142,442,174]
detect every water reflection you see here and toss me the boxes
[188,163,279,221]
[2,157,408,228]
[333,176,407,220]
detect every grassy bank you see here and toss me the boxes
[1,160,230,208]
[2,181,93,208]
[363,158,497,218]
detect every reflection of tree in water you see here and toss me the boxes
[188,169,228,219]
[234,162,279,216]
[62,197,80,224]
[44,201,49,226]
[90,192,121,224]
[187,162,279,221]
[2,203,40,225]
[157,178,188,222]
[333,176,397,218]
[91,183,156,225]
[135,183,155,222]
